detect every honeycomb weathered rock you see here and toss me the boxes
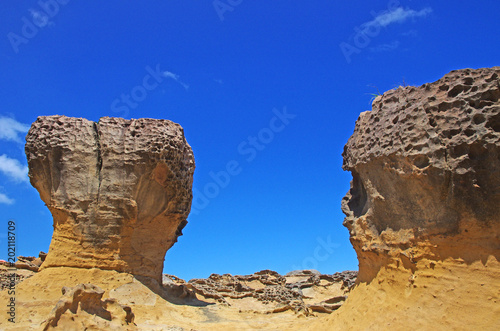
[342,67,500,282]
[25,116,195,283]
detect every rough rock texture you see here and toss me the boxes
[0,266,35,291]
[2,264,357,319]
[25,116,195,283]
[170,269,357,315]
[311,67,500,330]
[0,253,45,290]
[342,67,500,283]
[41,283,135,330]
[0,267,356,330]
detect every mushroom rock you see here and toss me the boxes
[312,67,500,330]
[25,116,195,284]
[342,67,500,283]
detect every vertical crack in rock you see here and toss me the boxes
[26,116,195,284]
[93,121,103,205]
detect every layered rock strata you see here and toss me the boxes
[25,116,195,283]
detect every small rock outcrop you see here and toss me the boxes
[165,270,357,315]
[0,252,46,290]
[42,284,135,330]
[342,67,500,282]
[25,116,195,283]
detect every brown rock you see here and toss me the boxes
[182,269,356,315]
[25,116,195,284]
[313,67,500,330]
[341,67,500,283]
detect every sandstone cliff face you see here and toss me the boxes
[25,116,195,283]
[311,67,500,330]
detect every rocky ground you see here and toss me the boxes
[0,261,357,330]
[0,253,45,290]
[166,269,357,315]
[2,253,358,317]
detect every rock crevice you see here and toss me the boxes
[25,116,195,284]
[93,121,103,204]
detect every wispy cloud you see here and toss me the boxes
[163,71,189,90]
[363,7,432,30]
[0,192,14,205]
[370,41,400,52]
[0,154,29,183]
[0,117,30,143]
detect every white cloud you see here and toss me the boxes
[0,117,30,143]
[0,192,14,205]
[370,41,400,52]
[363,7,432,30]
[163,71,189,90]
[0,154,29,183]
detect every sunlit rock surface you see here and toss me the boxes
[311,67,500,330]
[25,116,195,283]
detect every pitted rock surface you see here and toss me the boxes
[342,67,500,282]
[169,270,357,315]
[25,116,195,283]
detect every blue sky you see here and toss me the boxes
[0,1,498,280]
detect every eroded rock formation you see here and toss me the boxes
[166,269,357,315]
[315,67,500,330]
[342,67,500,282]
[25,116,195,283]
[5,68,499,331]
[2,264,357,329]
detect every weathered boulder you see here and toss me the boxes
[25,116,195,283]
[342,67,500,282]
